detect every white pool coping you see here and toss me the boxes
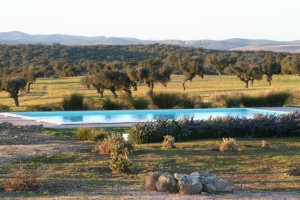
[0,107,299,128]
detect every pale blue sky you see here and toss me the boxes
[1,0,300,40]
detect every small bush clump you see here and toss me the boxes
[219,138,240,152]
[4,171,39,192]
[102,98,124,110]
[213,94,242,108]
[258,140,271,149]
[24,104,63,111]
[131,97,149,109]
[162,135,176,149]
[109,145,131,174]
[149,92,182,109]
[62,93,87,111]
[241,92,291,107]
[76,127,105,141]
[289,167,300,176]
[0,104,11,112]
[93,133,133,155]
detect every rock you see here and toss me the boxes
[191,170,212,179]
[202,184,217,194]
[202,175,233,193]
[146,172,161,191]
[156,172,178,193]
[176,174,202,195]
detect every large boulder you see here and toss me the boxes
[175,173,202,195]
[156,172,178,193]
[202,175,233,193]
[146,172,162,191]
[191,170,233,193]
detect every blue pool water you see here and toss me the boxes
[5,108,287,125]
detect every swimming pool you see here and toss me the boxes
[2,108,288,125]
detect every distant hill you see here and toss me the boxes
[0,31,300,53]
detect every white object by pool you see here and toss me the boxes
[2,108,288,125]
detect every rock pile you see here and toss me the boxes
[146,170,233,195]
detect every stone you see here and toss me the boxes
[156,172,178,193]
[202,184,217,194]
[202,175,233,193]
[146,172,161,191]
[176,174,202,195]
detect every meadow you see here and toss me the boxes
[0,126,299,198]
[0,75,299,108]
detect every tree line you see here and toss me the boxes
[0,44,299,106]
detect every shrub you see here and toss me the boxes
[130,112,300,144]
[219,138,240,152]
[149,92,182,109]
[241,92,291,107]
[109,147,131,174]
[93,133,133,155]
[212,94,228,107]
[76,127,105,141]
[180,95,204,109]
[4,171,39,192]
[62,93,87,111]
[24,104,63,111]
[289,167,300,176]
[213,94,242,108]
[0,104,11,112]
[162,135,176,149]
[132,97,149,109]
[114,94,149,110]
[102,98,123,110]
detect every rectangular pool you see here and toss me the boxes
[2,108,288,125]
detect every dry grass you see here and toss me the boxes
[0,75,299,109]
[0,136,299,198]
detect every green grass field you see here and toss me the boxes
[0,75,299,108]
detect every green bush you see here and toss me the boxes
[109,147,131,174]
[24,104,63,111]
[76,127,105,141]
[289,167,300,176]
[62,93,87,111]
[149,92,182,109]
[241,92,291,107]
[180,95,204,108]
[102,98,124,110]
[213,94,242,108]
[130,112,300,144]
[0,104,11,112]
[132,97,149,109]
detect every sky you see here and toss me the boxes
[1,0,300,41]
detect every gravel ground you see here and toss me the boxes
[2,189,298,200]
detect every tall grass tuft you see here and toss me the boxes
[149,92,182,109]
[0,104,11,112]
[102,98,124,110]
[76,127,105,141]
[62,93,86,111]
[241,92,291,107]
[131,97,149,109]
